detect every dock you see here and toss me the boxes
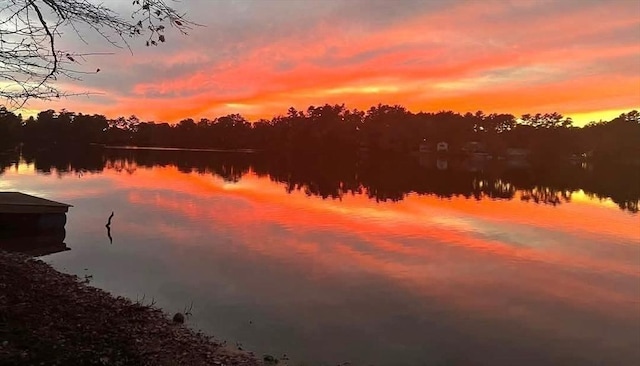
[0,192,72,214]
[0,192,72,256]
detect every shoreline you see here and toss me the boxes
[0,251,268,366]
[96,144,258,154]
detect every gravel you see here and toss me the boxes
[0,251,263,366]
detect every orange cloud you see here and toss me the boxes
[22,0,640,126]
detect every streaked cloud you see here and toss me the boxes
[21,0,640,125]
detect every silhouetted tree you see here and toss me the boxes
[3,105,639,173]
[0,107,22,146]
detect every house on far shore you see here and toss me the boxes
[436,141,449,153]
[505,147,531,168]
[419,139,431,153]
[463,141,487,154]
[437,159,448,170]
[506,148,530,160]
[418,140,449,154]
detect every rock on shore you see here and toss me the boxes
[0,251,262,366]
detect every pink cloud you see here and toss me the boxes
[23,0,640,125]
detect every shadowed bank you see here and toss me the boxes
[0,251,264,365]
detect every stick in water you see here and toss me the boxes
[106,211,114,244]
[106,211,114,228]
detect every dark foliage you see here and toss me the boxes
[1,105,638,165]
[1,105,638,212]
[2,141,637,214]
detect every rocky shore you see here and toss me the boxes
[0,251,263,366]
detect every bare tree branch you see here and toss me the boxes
[0,0,193,108]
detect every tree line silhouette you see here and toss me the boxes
[1,105,639,164]
[1,145,637,213]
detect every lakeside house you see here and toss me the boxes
[463,141,487,154]
[437,159,448,170]
[419,139,431,153]
[505,147,531,168]
[418,140,450,154]
[506,148,531,160]
[436,141,449,152]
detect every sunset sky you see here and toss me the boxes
[24,0,640,125]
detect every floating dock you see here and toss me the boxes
[0,192,71,231]
[0,192,72,215]
[0,193,72,256]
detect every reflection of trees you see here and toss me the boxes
[580,164,640,213]
[520,187,572,206]
[472,179,517,200]
[105,159,137,175]
[19,145,105,175]
[618,201,638,213]
[103,149,254,183]
[1,147,637,214]
[0,148,19,175]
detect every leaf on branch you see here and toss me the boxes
[158,35,165,43]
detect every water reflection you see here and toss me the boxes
[0,229,69,256]
[2,145,638,213]
[0,146,638,365]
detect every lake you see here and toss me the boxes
[1,146,639,366]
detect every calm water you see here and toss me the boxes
[1,147,639,366]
